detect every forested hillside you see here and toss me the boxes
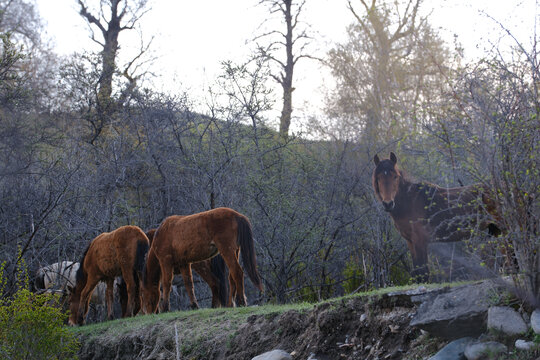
[0,0,538,313]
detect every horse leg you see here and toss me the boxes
[180,264,199,309]
[220,248,246,306]
[411,248,429,282]
[77,277,100,325]
[409,226,429,282]
[119,265,138,317]
[105,279,115,321]
[192,261,220,307]
[159,256,174,312]
[228,274,237,307]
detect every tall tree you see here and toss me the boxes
[324,0,452,143]
[77,0,150,122]
[256,0,316,139]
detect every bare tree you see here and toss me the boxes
[255,0,317,139]
[77,0,151,137]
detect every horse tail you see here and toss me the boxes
[210,254,229,306]
[134,238,150,282]
[236,216,263,292]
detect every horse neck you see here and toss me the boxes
[390,174,418,219]
[144,249,160,287]
[393,176,414,208]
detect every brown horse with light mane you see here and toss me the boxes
[68,225,149,325]
[142,207,263,313]
[372,152,501,281]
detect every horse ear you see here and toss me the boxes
[373,154,380,166]
[390,152,397,164]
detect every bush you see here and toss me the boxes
[0,261,79,359]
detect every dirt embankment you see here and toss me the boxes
[76,288,440,360]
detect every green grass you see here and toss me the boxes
[69,301,314,338]
[69,280,478,338]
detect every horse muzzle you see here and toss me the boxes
[382,200,395,212]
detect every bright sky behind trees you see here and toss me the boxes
[37,0,538,131]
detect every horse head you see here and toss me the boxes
[373,152,401,212]
[67,264,87,326]
[139,251,160,315]
[140,281,160,315]
[67,283,81,326]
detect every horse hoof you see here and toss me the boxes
[189,303,199,310]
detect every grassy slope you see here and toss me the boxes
[70,282,472,359]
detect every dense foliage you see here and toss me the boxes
[0,0,537,312]
[0,258,79,359]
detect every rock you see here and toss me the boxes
[531,309,540,334]
[411,281,501,339]
[515,339,535,351]
[428,337,474,360]
[251,349,292,360]
[387,285,447,305]
[487,306,528,336]
[464,341,507,360]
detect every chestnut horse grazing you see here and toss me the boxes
[68,225,149,325]
[141,228,228,310]
[372,152,500,281]
[142,208,263,313]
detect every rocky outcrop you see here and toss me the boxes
[410,281,499,339]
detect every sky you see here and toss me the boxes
[36,0,538,131]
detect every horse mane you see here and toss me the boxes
[75,244,91,285]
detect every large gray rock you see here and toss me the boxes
[487,306,527,336]
[464,341,507,360]
[411,281,500,339]
[428,337,474,360]
[251,349,292,360]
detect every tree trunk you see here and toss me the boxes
[279,0,294,139]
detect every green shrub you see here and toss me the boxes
[0,260,79,359]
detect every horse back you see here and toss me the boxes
[84,225,149,278]
[153,208,239,262]
[423,183,493,241]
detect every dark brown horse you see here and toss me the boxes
[142,207,263,313]
[68,225,149,325]
[372,152,501,281]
